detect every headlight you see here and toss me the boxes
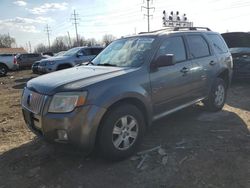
[48,92,87,113]
[48,61,55,65]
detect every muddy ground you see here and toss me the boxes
[0,70,249,188]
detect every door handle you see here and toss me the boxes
[180,67,189,73]
[209,61,216,65]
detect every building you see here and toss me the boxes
[0,47,27,54]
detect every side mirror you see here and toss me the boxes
[154,54,175,68]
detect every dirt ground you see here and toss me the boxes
[0,70,249,188]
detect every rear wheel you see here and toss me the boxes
[203,78,227,112]
[0,64,8,77]
[97,104,145,161]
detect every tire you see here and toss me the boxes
[97,104,145,161]
[0,64,8,77]
[57,64,71,70]
[203,78,227,112]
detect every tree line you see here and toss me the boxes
[0,34,16,48]
[0,33,116,53]
[35,34,116,53]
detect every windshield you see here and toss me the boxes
[63,47,81,56]
[92,37,154,67]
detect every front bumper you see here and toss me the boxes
[22,105,106,151]
[38,65,55,73]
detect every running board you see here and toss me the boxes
[153,97,205,121]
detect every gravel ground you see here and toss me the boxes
[0,70,249,188]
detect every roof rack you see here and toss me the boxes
[139,27,211,34]
[173,27,211,31]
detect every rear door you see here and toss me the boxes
[150,36,195,116]
[185,34,219,98]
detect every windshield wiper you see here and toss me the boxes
[97,63,117,67]
[77,61,95,66]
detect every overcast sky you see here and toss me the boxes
[0,0,250,50]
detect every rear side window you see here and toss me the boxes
[207,34,228,54]
[156,36,186,62]
[186,35,210,58]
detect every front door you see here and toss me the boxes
[150,36,194,117]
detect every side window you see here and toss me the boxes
[91,48,102,55]
[82,49,91,56]
[207,34,228,54]
[186,35,210,58]
[156,36,186,62]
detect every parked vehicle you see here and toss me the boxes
[21,27,232,160]
[221,32,250,80]
[35,46,103,74]
[0,53,19,76]
[16,53,48,69]
[31,61,40,74]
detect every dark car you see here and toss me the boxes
[16,53,48,69]
[222,32,250,80]
[21,27,232,160]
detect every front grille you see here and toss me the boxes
[39,61,47,66]
[22,88,46,114]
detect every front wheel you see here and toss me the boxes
[97,104,145,161]
[203,78,227,112]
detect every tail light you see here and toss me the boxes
[14,56,17,64]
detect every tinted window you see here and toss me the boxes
[221,32,250,48]
[208,34,228,53]
[0,54,13,56]
[186,35,210,58]
[157,36,186,62]
[91,48,103,55]
[83,49,91,56]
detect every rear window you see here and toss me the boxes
[207,34,228,54]
[186,35,210,58]
[0,54,13,57]
[221,32,250,48]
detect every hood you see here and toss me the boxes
[37,55,71,63]
[27,66,134,95]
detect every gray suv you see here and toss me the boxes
[36,46,103,73]
[21,27,232,160]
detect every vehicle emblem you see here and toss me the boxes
[27,93,32,106]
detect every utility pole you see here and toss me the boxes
[67,31,72,48]
[44,24,51,49]
[71,10,80,46]
[141,0,155,32]
[28,41,32,53]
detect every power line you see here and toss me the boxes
[141,0,155,32]
[71,10,80,46]
[44,24,51,49]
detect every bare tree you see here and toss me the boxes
[51,36,68,53]
[34,43,48,53]
[102,34,116,46]
[0,34,16,48]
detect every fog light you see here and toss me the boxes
[57,130,68,141]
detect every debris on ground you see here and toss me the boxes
[210,129,231,132]
[162,155,168,165]
[179,156,188,165]
[137,154,149,169]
